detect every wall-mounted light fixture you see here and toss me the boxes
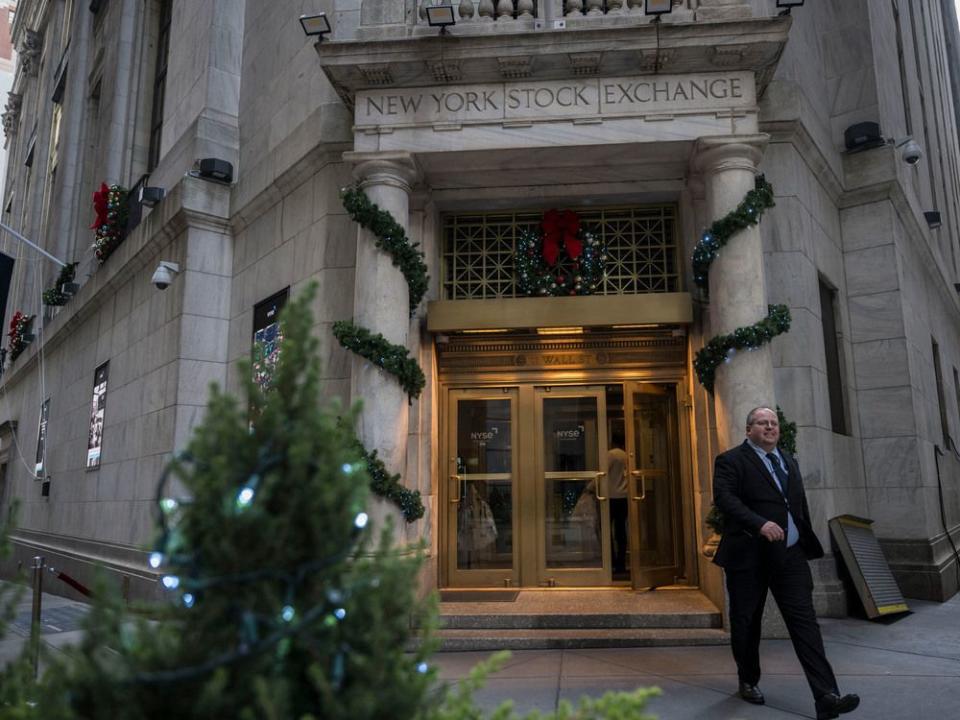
[425,4,456,34]
[299,13,331,39]
[138,186,165,208]
[776,0,804,15]
[645,0,674,17]
[924,211,942,230]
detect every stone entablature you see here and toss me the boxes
[356,72,754,129]
[317,19,790,111]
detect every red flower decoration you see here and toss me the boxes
[91,182,109,229]
[541,209,582,266]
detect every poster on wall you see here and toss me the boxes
[86,362,109,469]
[252,288,289,391]
[35,398,49,477]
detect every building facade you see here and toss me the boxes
[0,0,959,630]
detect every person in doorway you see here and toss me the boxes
[607,434,629,575]
[712,407,859,720]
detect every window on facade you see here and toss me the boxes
[442,205,679,300]
[40,102,62,243]
[252,289,289,390]
[892,0,913,135]
[147,0,172,171]
[818,277,848,435]
[86,362,109,469]
[59,0,73,52]
[932,339,950,448]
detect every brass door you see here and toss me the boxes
[445,388,519,587]
[625,382,683,589]
[535,386,611,586]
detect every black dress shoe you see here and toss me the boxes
[738,682,765,704]
[815,692,860,720]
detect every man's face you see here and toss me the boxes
[746,408,780,451]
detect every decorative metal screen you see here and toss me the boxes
[442,206,679,300]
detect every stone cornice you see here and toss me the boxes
[316,17,791,109]
[762,118,843,204]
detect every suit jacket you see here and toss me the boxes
[712,440,824,570]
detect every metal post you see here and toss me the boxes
[30,555,44,677]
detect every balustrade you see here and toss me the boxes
[416,0,700,24]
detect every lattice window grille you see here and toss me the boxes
[442,206,679,300]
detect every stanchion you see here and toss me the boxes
[30,555,45,678]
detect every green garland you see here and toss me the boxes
[692,176,775,290]
[332,320,425,401]
[341,186,429,315]
[515,228,606,297]
[347,434,425,523]
[42,262,79,306]
[706,405,800,536]
[694,304,791,393]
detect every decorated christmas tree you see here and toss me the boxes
[17,283,435,719]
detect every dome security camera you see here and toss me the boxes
[151,261,180,290]
[897,137,922,166]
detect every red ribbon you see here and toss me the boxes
[90,182,109,229]
[541,209,582,266]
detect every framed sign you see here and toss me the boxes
[35,398,49,477]
[252,288,288,390]
[86,362,109,469]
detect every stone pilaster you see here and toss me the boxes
[693,135,773,455]
[343,151,420,535]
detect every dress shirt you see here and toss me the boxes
[746,440,800,547]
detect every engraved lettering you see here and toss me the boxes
[386,95,399,114]
[709,79,729,99]
[689,80,709,100]
[445,92,465,112]
[506,88,521,110]
[653,82,670,101]
[484,89,499,110]
[366,96,384,115]
[634,82,651,102]
[672,83,690,101]
[465,91,481,112]
[431,92,445,113]
[557,86,573,107]
[730,77,743,98]
[400,95,422,113]
[535,87,554,108]
[575,86,590,105]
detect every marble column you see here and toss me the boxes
[693,135,774,455]
[343,151,420,534]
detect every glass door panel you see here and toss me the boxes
[446,390,517,587]
[537,388,610,586]
[626,383,682,589]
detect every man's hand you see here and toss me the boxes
[759,521,785,542]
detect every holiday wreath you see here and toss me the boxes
[91,183,129,264]
[516,209,606,297]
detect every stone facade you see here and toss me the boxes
[0,0,957,615]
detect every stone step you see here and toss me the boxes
[432,627,730,652]
[439,611,722,630]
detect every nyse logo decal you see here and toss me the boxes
[471,427,499,443]
[554,425,585,441]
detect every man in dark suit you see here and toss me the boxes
[713,406,859,720]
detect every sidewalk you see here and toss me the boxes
[3,587,959,719]
[433,595,960,720]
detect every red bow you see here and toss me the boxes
[541,209,582,266]
[91,183,109,229]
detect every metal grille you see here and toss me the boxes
[442,206,679,300]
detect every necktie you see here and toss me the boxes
[765,452,799,547]
[766,452,788,495]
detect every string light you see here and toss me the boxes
[162,575,180,590]
[354,512,369,529]
[149,552,164,569]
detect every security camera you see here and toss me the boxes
[151,261,180,290]
[896,137,922,166]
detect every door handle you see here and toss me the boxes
[594,471,608,501]
[630,470,647,501]
[449,475,462,503]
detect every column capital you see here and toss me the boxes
[692,134,769,176]
[342,151,420,193]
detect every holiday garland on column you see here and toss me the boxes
[7,311,34,361]
[335,185,429,522]
[693,177,799,536]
